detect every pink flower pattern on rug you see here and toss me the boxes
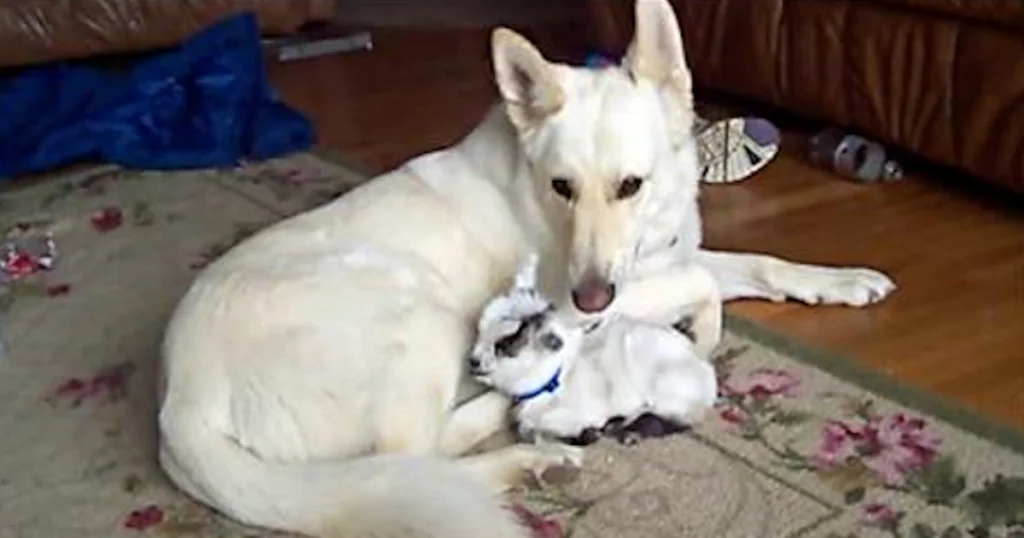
[858,502,903,530]
[815,413,941,486]
[521,348,1024,537]
[722,367,800,398]
[1,155,1022,538]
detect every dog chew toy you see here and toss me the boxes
[585,50,782,184]
[809,128,904,183]
[694,116,781,184]
[582,51,781,185]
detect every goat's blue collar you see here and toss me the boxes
[514,367,563,403]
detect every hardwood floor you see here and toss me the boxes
[267,25,585,171]
[267,26,1024,428]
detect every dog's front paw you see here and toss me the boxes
[529,442,585,486]
[770,264,896,307]
[533,442,584,469]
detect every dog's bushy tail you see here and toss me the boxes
[158,411,531,538]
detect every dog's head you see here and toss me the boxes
[491,0,698,315]
[470,254,583,395]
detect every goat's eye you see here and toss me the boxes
[494,334,519,357]
[616,175,644,199]
[538,332,563,351]
[551,177,574,201]
[494,322,529,357]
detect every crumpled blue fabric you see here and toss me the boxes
[0,12,315,179]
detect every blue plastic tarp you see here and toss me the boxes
[0,12,315,179]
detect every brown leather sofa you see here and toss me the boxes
[588,0,1024,193]
[0,0,336,69]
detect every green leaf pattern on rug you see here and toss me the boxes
[0,155,379,537]
[3,154,1022,538]
[518,345,1024,537]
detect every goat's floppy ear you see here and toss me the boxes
[492,28,565,132]
[623,0,694,145]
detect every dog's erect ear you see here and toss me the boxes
[492,28,565,132]
[623,0,694,144]
[624,0,690,87]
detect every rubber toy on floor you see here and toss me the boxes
[0,12,315,179]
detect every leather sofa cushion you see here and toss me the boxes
[667,0,1024,191]
[0,0,336,68]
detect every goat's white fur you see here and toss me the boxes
[470,255,720,442]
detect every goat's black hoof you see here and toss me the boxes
[563,427,602,446]
[626,412,690,439]
[601,416,630,443]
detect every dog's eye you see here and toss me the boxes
[550,177,574,201]
[616,175,644,200]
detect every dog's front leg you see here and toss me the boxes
[442,396,585,493]
[613,265,722,359]
[695,249,896,306]
[439,391,514,456]
[456,442,584,493]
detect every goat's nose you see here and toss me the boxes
[571,277,616,313]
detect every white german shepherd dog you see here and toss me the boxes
[157,0,896,536]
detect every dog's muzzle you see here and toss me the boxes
[570,274,616,313]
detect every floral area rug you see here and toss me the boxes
[1,153,1022,538]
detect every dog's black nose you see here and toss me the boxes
[468,357,481,369]
[571,276,616,313]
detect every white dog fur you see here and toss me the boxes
[157,1,896,536]
[469,254,720,443]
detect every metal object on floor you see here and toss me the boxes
[263,29,373,62]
